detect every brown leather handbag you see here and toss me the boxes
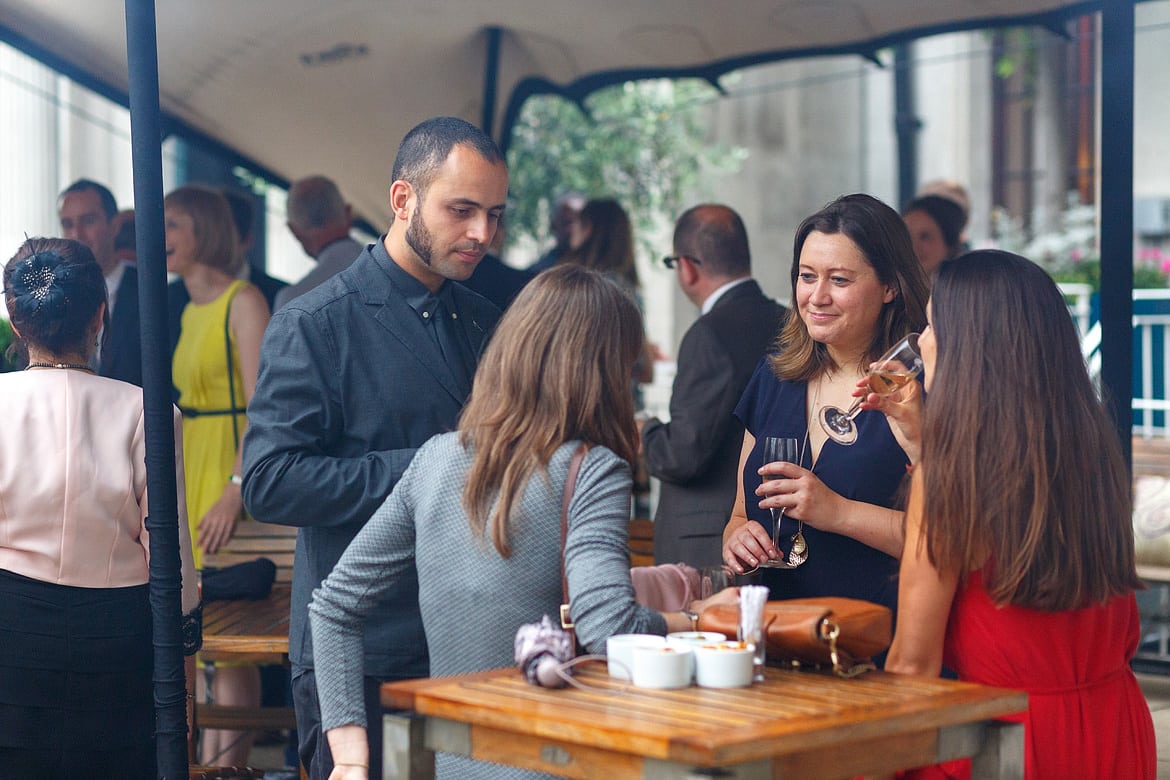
[697,597,892,678]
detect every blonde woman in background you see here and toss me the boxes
[166,184,270,766]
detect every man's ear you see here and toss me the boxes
[389,180,414,221]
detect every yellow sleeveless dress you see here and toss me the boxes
[173,280,249,568]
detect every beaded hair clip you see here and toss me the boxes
[14,250,63,308]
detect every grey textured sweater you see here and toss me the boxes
[309,434,665,777]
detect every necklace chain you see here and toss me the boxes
[25,361,95,372]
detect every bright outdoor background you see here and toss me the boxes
[2,2,1169,392]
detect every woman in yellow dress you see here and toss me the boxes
[166,184,270,767]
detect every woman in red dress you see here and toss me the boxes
[876,250,1156,778]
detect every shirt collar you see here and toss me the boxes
[701,276,751,315]
[104,260,128,311]
[374,237,447,320]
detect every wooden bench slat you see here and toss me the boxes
[195,703,296,731]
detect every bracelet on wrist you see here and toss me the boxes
[334,763,368,769]
[228,473,243,486]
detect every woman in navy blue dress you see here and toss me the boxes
[722,194,929,613]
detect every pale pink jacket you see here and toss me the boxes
[0,369,199,613]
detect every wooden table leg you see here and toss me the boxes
[969,721,1024,780]
[383,712,434,780]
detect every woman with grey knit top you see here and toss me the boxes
[309,266,737,780]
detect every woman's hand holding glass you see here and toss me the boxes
[854,364,925,464]
[724,459,852,575]
[723,517,782,575]
[819,334,924,445]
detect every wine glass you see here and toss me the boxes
[818,333,923,446]
[754,436,806,570]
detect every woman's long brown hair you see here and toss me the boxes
[459,265,643,556]
[920,250,1140,610]
[567,199,638,289]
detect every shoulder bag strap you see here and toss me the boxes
[222,282,244,450]
[558,443,589,645]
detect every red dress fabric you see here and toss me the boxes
[904,570,1156,779]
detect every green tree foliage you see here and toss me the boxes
[0,318,17,372]
[505,78,746,260]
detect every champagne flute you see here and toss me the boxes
[755,436,806,570]
[818,333,924,446]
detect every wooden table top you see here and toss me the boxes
[382,664,1027,771]
[201,584,290,662]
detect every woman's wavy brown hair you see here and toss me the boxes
[770,193,929,381]
[919,250,1140,610]
[459,265,643,556]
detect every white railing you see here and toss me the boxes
[1059,282,1094,339]
[1076,289,1170,439]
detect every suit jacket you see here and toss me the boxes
[642,279,786,567]
[241,239,501,677]
[100,264,143,386]
[461,253,534,312]
[274,236,363,311]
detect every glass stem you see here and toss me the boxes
[842,396,865,422]
[771,508,785,547]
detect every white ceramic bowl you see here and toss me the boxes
[606,633,665,680]
[665,631,728,644]
[631,644,693,689]
[693,641,754,688]
[664,632,726,681]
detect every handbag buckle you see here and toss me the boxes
[820,618,874,679]
[559,603,574,630]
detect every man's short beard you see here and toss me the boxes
[405,203,433,267]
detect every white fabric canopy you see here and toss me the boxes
[0,0,1111,225]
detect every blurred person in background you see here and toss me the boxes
[58,179,142,385]
[166,184,271,766]
[902,194,966,280]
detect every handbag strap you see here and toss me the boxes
[222,281,245,450]
[558,443,589,643]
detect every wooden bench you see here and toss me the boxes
[203,517,298,584]
[196,520,299,767]
[629,517,654,568]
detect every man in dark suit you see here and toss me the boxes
[641,204,787,568]
[241,116,507,780]
[58,179,142,385]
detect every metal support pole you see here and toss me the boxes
[124,0,188,775]
[893,43,921,209]
[1099,1,1136,471]
[482,26,502,138]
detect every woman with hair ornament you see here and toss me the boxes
[0,237,200,778]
